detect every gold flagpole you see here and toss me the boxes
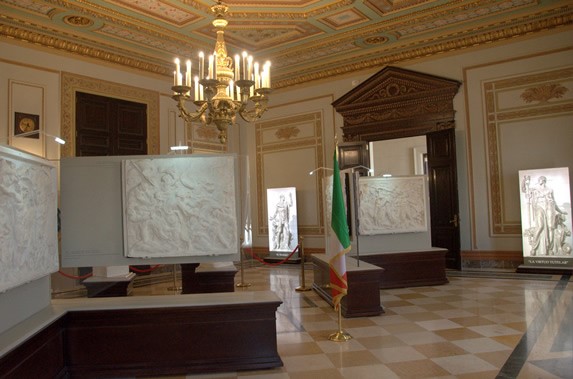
[329,304,352,342]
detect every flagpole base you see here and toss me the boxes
[328,330,352,342]
[236,282,252,288]
[295,286,312,292]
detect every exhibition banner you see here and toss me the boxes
[519,167,572,269]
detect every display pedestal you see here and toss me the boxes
[180,263,238,294]
[312,254,384,318]
[359,248,449,289]
[83,272,135,298]
[516,264,573,275]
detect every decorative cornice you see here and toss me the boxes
[0,22,171,76]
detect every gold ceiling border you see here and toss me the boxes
[484,67,573,236]
[273,11,573,88]
[60,72,160,157]
[0,22,171,76]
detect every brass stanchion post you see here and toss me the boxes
[168,264,181,292]
[329,305,352,342]
[236,240,251,288]
[296,237,311,292]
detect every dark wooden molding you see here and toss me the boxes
[332,66,461,142]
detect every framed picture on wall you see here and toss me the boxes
[14,112,40,139]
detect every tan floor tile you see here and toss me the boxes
[432,354,498,375]
[450,316,496,327]
[380,322,427,334]
[414,341,468,358]
[418,302,457,311]
[278,341,323,356]
[383,300,415,307]
[398,293,429,299]
[434,327,484,341]
[476,350,513,367]
[355,334,408,350]
[492,334,522,348]
[287,369,344,379]
[401,311,444,322]
[327,350,382,368]
[385,359,451,378]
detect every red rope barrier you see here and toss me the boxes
[129,264,162,273]
[243,245,300,266]
[57,270,93,280]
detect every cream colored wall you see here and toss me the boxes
[256,30,573,254]
[371,136,427,177]
[2,30,572,258]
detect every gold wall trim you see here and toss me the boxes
[484,67,573,236]
[61,72,160,157]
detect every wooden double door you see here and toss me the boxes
[75,92,147,156]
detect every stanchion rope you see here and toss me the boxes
[243,245,299,266]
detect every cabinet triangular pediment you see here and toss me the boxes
[332,66,461,141]
[333,66,460,110]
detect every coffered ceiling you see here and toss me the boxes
[1,0,571,89]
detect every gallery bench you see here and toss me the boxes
[0,291,283,378]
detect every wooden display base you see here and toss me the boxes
[83,272,135,298]
[358,248,449,289]
[0,292,283,378]
[312,254,384,318]
[516,264,573,275]
[180,263,238,294]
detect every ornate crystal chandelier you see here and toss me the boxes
[171,0,271,144]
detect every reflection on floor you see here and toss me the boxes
[97,261,572,378]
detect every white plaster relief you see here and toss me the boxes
[122,155,238,258]
[0,148,58,293]
[358,176,428,235]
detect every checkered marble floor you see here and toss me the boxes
[129,260,572,379]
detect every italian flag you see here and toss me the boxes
[328,148,351,310]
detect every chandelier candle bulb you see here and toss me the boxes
[254,62,260,89]
[175,58,181,85]
[208,55,213,79]
[186,60,192,86]
[213,53,217,81]
[199,52,205,80]
[234,55,240,80]
[194,76,199,101]
[242,51,247,80]
[247,55,253,80]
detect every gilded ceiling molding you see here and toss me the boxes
[272,12,573,88]
[226,0,355,20]
[0,22,171,76]
[60,72,160,157]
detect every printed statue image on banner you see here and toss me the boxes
[519,167,572,268]
[267,187,298,253]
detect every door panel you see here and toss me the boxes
[76,92,147,156]
[427,129,461,269]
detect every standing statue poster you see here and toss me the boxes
[519,167,572,269]
[267,187,298,254]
